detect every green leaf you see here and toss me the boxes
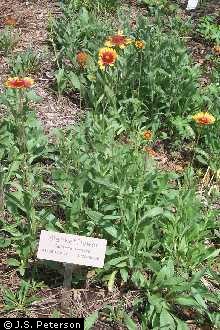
[84,209,103,222]
[104,85,115,103]
[85,311,99,330]
[160,309,175,329]
[196,155,208,165]
[69,72,81,90]
[26,90,42,102]
[204,248,220,261]
[120,268,129,283]
[175,318,189,330]
[0,238,11,248]
[104,226,118,238]
[7,258,20,267]
[175,296,199,308]
[165,259,174,277]
[144,207,164,218]
[50,310,61,318]
[191,288,207,310]
[124,313,137,330]
[108,270,117,292]
[107,256,128,266]
[132,271,146,288]
[91,178,118,191]
[103,215,121,220]
[191,269,206,284]
[6,192,26,213]
[80,8,89,25]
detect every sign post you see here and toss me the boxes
[186,0,199,10]
[63,263,75,289]
[37,230,107,311]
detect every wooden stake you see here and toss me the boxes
[63,263,74,289]
[61,263,74,312]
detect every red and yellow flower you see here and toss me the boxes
[4,16,17,26]
[98,47,118,70]
[143,130,153,140]
[5,77,34,89]
[76,51,89,67]
[105,31,132,49]
[192,112,215,125]
[144,147,158,158]
[135,40,145,49]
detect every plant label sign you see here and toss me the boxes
[186,0,199,10]
[37,230,107,268]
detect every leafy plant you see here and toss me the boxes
[138,0,168,11]
[54,67,68,96]
[0,84,50,275]
[1,280,40,313]
[197,15,220,44]
[51,8,201,133]
[0,27,18,55]
[63,0,120,12]
[49,6,113,65]
[85,311,99,330]
[1,1,219,328]
[50,6,220,171]
[8,50,41,75]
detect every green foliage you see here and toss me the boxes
[0,27,18,55]
[194,77,220,171]
[63,0,120,12]
[51,9,200,131]
[197,15,220,44]
[138,0,168,10]
[49,7,113,64]
[45,6,220,327]
[1,84,219,325]
[8,50,41,75]
[137,0,180,16]
[0,0,219,327]
[1,280,40,313]
[53,110,218,262]
[54,67,68,96]
[50,6,219,171]
[85,311,99,330]
[166,15,193,37]
[0,88,50,275]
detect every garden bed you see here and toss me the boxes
[0,0,219,328]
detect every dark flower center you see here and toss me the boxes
[102,52,114,65]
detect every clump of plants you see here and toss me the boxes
[7,49,41,75]
[50,6,219,172]
[0,27,18,55]
[0,0,220,328]
[0,77,49,275]
[197,15,220,45]
[63,0,121,12]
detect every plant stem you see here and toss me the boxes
[191,127,201,166]
[0,169,4,216]
[138,52,143,98]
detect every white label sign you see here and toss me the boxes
[37,230,107,268]
[186,0,199,10]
